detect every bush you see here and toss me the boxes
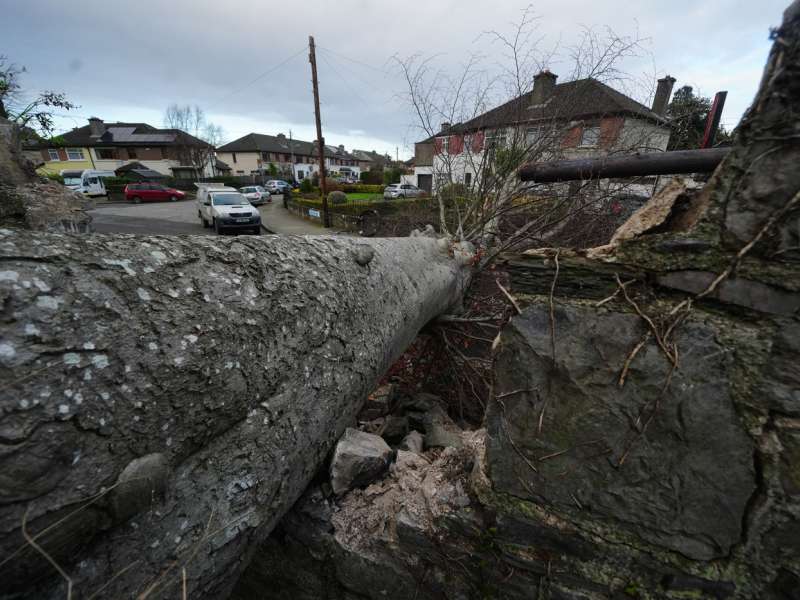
[382,168,402,186]
[360,169,383,185]
[328,190,347,205]
[300,178,313,193]
[438,182,469,201]
[44,172,64,185]
[102,176,136,193]
[341,184,384,194]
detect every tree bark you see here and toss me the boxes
[0,231,472,599]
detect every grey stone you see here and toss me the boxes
[330,428,393,495]
[487,302,755,560]
[656,270,800,315]
[398,430,424,454]
[381,415,409,443]
[422,405,463,449]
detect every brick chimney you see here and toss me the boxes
[338,144,345,153]
[88,117,105,138]
[651,76,676,116]
[531,70,557,105]
[277,133,286,140]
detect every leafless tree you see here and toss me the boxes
[163,104,225,179]
[395,7,663,260]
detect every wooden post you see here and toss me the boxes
[309,35,329,227]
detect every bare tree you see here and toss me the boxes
[395,8,663,258]
[163,104,224,179]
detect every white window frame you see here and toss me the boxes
[486,131,507,149]
[579,126,601,148]
[439,136,450,154]
[66,147,84,161]
[47,149,60,161]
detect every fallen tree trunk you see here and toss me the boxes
[0,231,472,599]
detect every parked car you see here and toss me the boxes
[239,185,270,205]
[124,183,186,203]
[195,184,261,235]
[266,179,292,194]
[383,183,422,199]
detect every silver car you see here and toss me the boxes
[239,186,270,205]
[383,183,422,199]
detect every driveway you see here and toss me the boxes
[88,199,327,236]
[89,199,210,235]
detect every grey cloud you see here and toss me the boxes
[1,0,788,154]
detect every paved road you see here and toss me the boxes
[88,199,324,236]
[90,200,210,235]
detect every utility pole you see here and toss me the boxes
[309,35,329,227]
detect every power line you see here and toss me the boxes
[317,46,387,74]
[206,46,308,110]
[318,50,372,111]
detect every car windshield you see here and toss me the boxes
[212,193,248,206]
[63,177,82,185]
[241,187,255,192]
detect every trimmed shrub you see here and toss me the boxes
[341,184,384,194]
[44,172,64,185]
[299,178,313,193]
[360,169,383,185]
[328,190,347,205]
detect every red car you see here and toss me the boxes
[124,183,186,203]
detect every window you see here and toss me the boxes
[298,170,305,179]
[465,172,472,186]
[232,152,237,163]
[95,148,117,160]
[66,148,84,160]
[580,126,600,148]
[440,137,450,153]
[486,132,506,149]
[47,149,59,161]
[128,148,138,159]
[262,152,270,160]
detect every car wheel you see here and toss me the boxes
[252,227,262,235]
[132,196,141,204]
[170,195,177,202]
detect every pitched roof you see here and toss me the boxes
[217,133,356,159]
[420,77,666,141]
[24,122,210,149]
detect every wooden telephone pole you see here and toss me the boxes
[309,35,329,227]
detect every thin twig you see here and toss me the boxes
[594,278,636,307]
[22,507,73,600]
[496,279,522,315]
[548,250,560,367]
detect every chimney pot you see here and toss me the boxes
[652,76,676,116]
[88,117,105,138]
[531,70,558,105]
[440,122,451,133]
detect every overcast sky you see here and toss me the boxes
[2,0,787,158]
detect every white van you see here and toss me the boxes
[195,183,262,235]
[60,169,115,197]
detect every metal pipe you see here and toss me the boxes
[519,148,731,182]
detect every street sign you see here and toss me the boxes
[308,208,321,218]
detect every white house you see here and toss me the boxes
[412,72,676,194]
[216,133,362,181]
